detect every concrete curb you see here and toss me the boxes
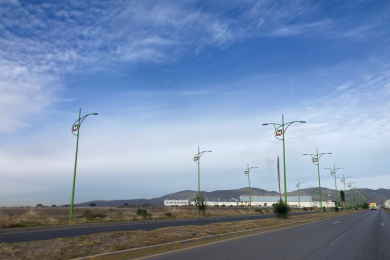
[73,212,356,260]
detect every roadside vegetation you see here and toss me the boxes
[0,211,359,260]
[273,200,291,218]
[0,206,323,229]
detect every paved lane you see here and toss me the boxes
[0,212,314,243]
[138,210,390,260]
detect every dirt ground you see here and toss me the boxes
[0,206,318,229]
[0,211,354,260]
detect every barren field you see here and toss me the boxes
[0,206,319,229]
[0,211,356,260]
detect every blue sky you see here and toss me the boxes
[0,0,389,206]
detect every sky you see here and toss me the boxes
[0,0,389,206]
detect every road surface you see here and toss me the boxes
[135,209,390,260]
[0,212,314,243]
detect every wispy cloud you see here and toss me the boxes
[0,0,389,133]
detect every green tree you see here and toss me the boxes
[89,203,96,207]
[36,204,43,207]
[340,190,345,208]
[194,193,207,215]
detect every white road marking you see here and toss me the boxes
[330,233,346,245]
[381,223,384,226]
[332,221,341,224]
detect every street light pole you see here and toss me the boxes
[347,181,357,208]
[303,149,331,213]
[354,185,361,207]
[244,164,258,212]
[70,108,98,221]
[193,147,212,213]
[306,184,314,207]
[296,181,305,210]
[341,175,351,210]
[324,165,344,208]
[263,115,306,205]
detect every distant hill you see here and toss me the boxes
[73,187,390,207]
[73,187,278,207]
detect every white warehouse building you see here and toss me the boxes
[239,195,335,208]
[164,199,189,206]
[189,199,238,207]
[164,199,238,207]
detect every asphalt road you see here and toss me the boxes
[0,212,314,243]
[137,209,390,260]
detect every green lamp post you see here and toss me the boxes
[70,108,98,221]
[244,164,258,212]
[324,165,344,208]
[193,147,212,212]
[340,175,352,210]
[354,185,361,207]
[303,149,331,213]
[347,181,357,208]
[296,181,305,210]
[263,115,306,205]
[306,184,314,207]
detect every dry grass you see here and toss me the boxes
[0,206,318,229]
[0,211,355,260]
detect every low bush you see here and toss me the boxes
[194,193,207,215]
[136,209,151,218]
[273,200,291,219]
[254,208,263,213]
[302,207,308,211]
[83,210,93,220]
[334,206,339,212]
[94,212,107,218]
[164,212,173,218]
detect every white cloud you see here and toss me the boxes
[336,80,353,90]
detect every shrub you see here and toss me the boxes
[273,200,291,219]
[254,208,263,213]
[334,206,339,212]
[136,209,151,218]
[194,193,207,215]
[302,207,308,211]
[164,212,173,218]
[83,210,93,220]
[94,212,107,218]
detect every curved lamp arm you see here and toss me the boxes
[72,113,98,136]
[193,150,212,164]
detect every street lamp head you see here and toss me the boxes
[300,121,306,123]
[92,113,99,115]
[262,123,268,126]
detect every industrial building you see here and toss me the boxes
[164,199,238,207]
[164,195,335,208]
[164,199,189,206]
[190,199,238,207]
[239,195,335,208]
